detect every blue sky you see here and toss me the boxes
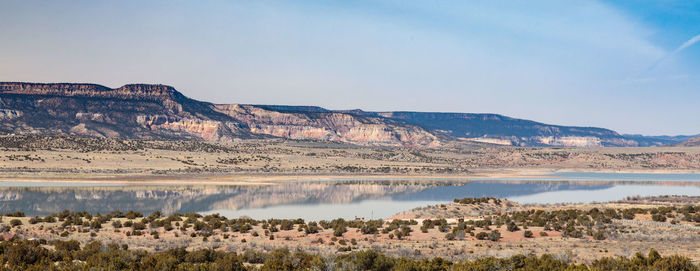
[1,0,699,135]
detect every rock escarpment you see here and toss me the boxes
[0,82,673,147]
[0,82,248,141]
[214,104,440,147]
[0,82,438,146]
[370,111,639,147]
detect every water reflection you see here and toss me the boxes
[0,179,696,220]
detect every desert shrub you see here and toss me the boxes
[333,224,347,237]
[28,217,41,224]
[55,240,80,251]
[454,197,501,205]
[124,211,143,220]
[507,221,520,232]
[488,230,501,241]
[652,214,667,222]
[43,215,56,223]
[360,220,383,234]
[5,211,24,217]
[0,239,691,270]
[131,222,146,230]
[304,222,320,234]
[593,230,606,240]
[280,220,294,231]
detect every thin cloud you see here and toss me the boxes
[674,34,700,53]
[647,34,700,71]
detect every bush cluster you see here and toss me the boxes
[0,239,694,270]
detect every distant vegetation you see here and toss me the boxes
[0,135,233,153]
[1,201,697,244]
[454,197,502,205]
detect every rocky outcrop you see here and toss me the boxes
[136,115,239,142]
[0,109,22,120]
[535,136,602,147]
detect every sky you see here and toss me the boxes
[1,1,699,135]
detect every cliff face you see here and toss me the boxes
[214,104,440,147]
[0,83,177,101]
[0,82,248,141]
[0,82,670,147]
[136,115,240,142]
[369,111,639,147]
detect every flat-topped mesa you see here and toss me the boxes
[0,81,677,147]
[0,82,182,102]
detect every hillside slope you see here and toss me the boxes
[676,136,700,147]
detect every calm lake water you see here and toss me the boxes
[0,172,698,220]
[478,171,700,182]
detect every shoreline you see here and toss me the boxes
[0,167,699,186]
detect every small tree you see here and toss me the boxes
[651,214,666,222]
[9,219,21,227]
[488,230,501,242]
[112,220,122,228]
[593,230,606,240]
[333,225,347,237]
[507,221,520,232]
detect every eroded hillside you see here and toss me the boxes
[0,82,688,147]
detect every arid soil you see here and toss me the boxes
[3,196,698,264]
[0,136,699,183]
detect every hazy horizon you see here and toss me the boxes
[1,1,699,135]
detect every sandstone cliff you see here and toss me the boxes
[214,104,440,147]
[0,82,248,141]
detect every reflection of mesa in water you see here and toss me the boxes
[0,181,444,216]
[0,179,697,217]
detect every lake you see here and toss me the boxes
[0,172,698,220]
